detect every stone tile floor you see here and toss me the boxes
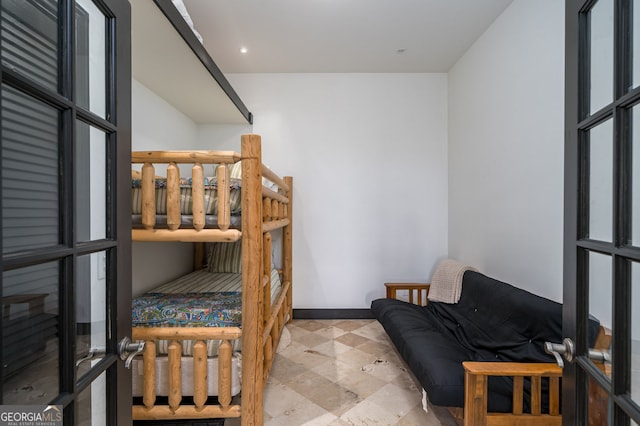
[228,319,458,425]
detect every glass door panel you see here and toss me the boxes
[588,379,611,424]
[2,262,59,405]
[75,0,106,119]
[634,105,640,246]
[633,261,640,404]
[76,371,106,426]
[588,119,614,242]
[76,251,107,377]
[0,0,58,92]
[634,0,640,89]
[589,251,613,377]
[76,121,107,242]
[590,0,614,114]
[1,85,59,253]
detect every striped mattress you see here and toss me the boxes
[150,268,282,303]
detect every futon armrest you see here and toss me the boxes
[384,282,430,305]
[463,361,561,377]
[462,361,561,426]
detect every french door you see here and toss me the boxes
[564,0,640,423]
[0,0,131,424]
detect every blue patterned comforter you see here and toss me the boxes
[132,291,241,327]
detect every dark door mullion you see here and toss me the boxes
[613,1,633,422]
[0,61,3,406]
[59,255,75,408]
[60,0,77,419]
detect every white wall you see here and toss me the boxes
[131,79,200,295]
[448,0,565,301]
[222,73,449,308]
[132,79,199,150]
[195,124,252,151]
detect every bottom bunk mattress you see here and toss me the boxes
[132,289,242,328]
[132,268,282,327]
[131,269,282,398]
[133,269,282,351]
[131,353,242,397]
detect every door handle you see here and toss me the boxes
[118,337,145,369]
[587,348,611,364]
[545,338,575,368]
[76,347,106,367]
[545,338,610,368]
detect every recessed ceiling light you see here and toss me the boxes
[240,47,248,54]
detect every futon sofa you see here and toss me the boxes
[371,270,602,420]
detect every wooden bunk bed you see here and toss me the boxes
[130,134,292,425]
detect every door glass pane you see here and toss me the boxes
[632,262,640,404]
[589,251,612,355]
[590,0,614,114]
[588,119,613,242]
[587,379,610,424]
[76,371,106,426]
[2,262,59,404]
[2,84,59,253]
[76,121,107,241]
[0,0,58,92]
[634,106,640,246]
[76,251,107,377]
[75,0,107,119]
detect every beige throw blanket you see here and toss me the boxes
[427,259,477,304]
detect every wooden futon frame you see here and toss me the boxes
[385,283,611,426]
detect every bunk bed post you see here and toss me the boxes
[283,176,293,322]
[240,134,264,426]
[193,242,206,270]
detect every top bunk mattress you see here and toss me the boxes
[131,168,280,230]
[131,176,242,218]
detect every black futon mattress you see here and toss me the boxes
[371,270,599,412]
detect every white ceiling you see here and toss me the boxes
[182,0,514,73]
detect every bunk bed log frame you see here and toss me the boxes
[131,134,293,426]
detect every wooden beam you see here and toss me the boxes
[132,327,242,341]
[132,404,241,420]
[132,229,241,242]
[283,176,293,322]
[132,150,241,164]
[261,165,289,192]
